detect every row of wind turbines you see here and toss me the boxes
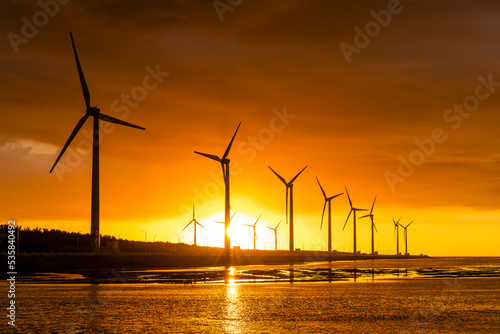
[50,32,414,256]
[188,120,415,256]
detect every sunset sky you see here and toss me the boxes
[1,0,499,256]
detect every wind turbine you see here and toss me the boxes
[360,196,378,255]
[182,203,205,246]
[269,166,307,252]
[316,177,343,254]
[243,215,261,250]
[266,220,281,251]
[50,33,145,253]
[195,123,241,259]
[399,220,413,255]
[393,218,401,255]
[342,187,368,254]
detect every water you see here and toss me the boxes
[9,258,500,333]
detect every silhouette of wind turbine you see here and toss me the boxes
[266,220,281,251]
[316,177,343,254]
[360,196,378,255]
[399,220,413,255]
[393,218,401,255]
[342,187,368,254]
[195,123,240,259]
[269,166,307,252]
[243,215,261,250]
[182,203,205,246]
[50,33,145,253]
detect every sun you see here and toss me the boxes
[199,211,268,249]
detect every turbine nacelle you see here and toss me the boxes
[87,106,100,116]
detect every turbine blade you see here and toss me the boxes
[345,187,353,208]
[70,32,90,110]
[254,215,261,226]
[276,220,281,229]
[329,192,343,200]
[320,201,326,229]
[50,114,89,173]
[359,214,369,219]
[370,196,377,214]
[289,165,307,184]
[268,166,287,184]
[222,122,241,159]
[195,151,221,162]
[99,113,145,130]
[197,222,205,229]
[230,212,237,221]
[182,220,194,231]
[192,201,195,220]
[243,224,253,227]
[373,220,378,233]
[316,177,326,198]
[406,220,414,228]
[266,226,273,230]
[343,210,352,230]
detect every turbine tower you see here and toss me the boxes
[342,187,368,254]
[243,215,261,250]
[182,203,205,246]
[269,166,307,252]
[399,220,413,255]
[393,218,401,255]
[266,220,281,251]
[50,33,145,253]
[360,196,378,255]
[316,177,343,254]
[195,123,241,260]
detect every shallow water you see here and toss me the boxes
[10,258,500,333]
[12,278,500,333]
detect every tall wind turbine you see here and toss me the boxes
[182,203,205,246]
[50,33,145,253]
[316,177,343,254]
[342,187,368,254]
[195,122,241,259]
[399,220,413,255]
[360,196,378,255]
[266,220,281,251]
[393,218,401,255]
[243,215,261,250]
[269,166,307,252]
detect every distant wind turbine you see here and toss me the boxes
[399,220,414,255]
[342,187,368,254]
[360,196,378,255]
[182,203,205,246]
[195,122,241,259]
[393,218,401,255]
[50,32,145,253]
[316,177,343,254]
[243,215,261,250]
[269,166,307,252]
[266,220,281,251]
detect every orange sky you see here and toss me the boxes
[1,0,499,256]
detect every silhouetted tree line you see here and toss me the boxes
[0,224,209,254]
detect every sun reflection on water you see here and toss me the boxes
[224,269,242,333]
